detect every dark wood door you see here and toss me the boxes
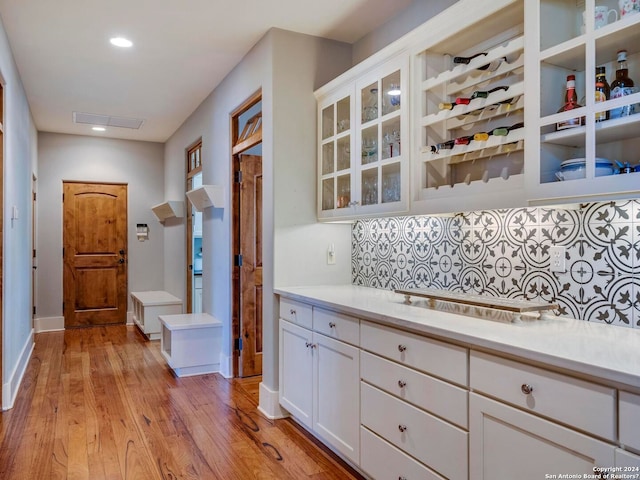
[239,155,262,377]
[63,182,128,327]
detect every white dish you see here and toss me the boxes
[555,158,613,181]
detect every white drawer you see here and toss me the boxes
[361,350,468,428]
[279,298,312,329]
[313,308,359,346]
[616,448,640,468]
[360,320,468,386]
[360,426,445,480]
[361,382,468,480]
[620,391,640,453]
[470,350,616,441]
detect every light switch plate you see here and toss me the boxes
[550,246,566,273]
[327,243,336,265]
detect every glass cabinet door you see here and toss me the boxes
[355,63,406,213]
[319,94,353,215]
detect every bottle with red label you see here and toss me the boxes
[556,75,583,130]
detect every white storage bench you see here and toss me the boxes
[159,313,222,377]
[131,291,183,340]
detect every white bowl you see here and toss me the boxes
[555,158,613,181]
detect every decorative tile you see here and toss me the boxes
[351,199,640,328]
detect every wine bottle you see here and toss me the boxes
[454,135,474,145]
[430,140,455,153]
[453,53,506,72]
[556,75,583,130]
[473,122,524,141]
[470,85,510,99]
[595,66,610,122]
[610,50,636,119]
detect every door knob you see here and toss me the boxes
[118,258,125,264]
[119,249,125,255]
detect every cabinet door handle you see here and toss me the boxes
[397,380,406,388]
[521,383,534,395]
[290,309,296,315]
[399,477,407,480]
[329,322,336,328]
[397,344,407,352]
[398,425,407,433]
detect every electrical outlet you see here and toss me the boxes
[550,246,566,273]
[327,243,336,265]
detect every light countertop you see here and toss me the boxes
[275,285,640,390]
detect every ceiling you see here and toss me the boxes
[0,0,413,143]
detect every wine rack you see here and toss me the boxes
[412,2,526,214]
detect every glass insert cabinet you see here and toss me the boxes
[317,55,409,220]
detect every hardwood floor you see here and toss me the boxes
[0,326,365,480]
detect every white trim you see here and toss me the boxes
[218,351,232,378]
[126,310,134,325]
[258,382,288,419]
[2,329,35,410]
[34,315,64,332]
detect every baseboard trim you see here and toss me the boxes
[218,352,233,378]
[258,382,288,420]
[127,310,134,326]
[3,329,35,410]
[34,316,65,333]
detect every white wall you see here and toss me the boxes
[36,133,165,320]
[352,0,459,64]
[163,29,352,405]
[0,14,38,409]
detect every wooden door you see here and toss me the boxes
[239,154,262,376]
[63,182,128,327]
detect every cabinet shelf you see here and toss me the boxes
[422,127,525,160]
[422,36,525,92]
[445,52,524,96]
[186,185,225,211]
[422,82,524,128]
[540,37,586,71]
[594,13,640,64]
[152,201,185,222]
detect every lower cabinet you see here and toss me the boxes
[279,318,360,464]
[469,393,616,479]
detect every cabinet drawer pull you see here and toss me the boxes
[305,342,316,349]
[328,322,336,328]
[399,477,407,480]
[305,342,312,348]
[397,380,407,388]
[398,424,407,433]
[290,309,296,315]
[397,344,407,352]
[521,383,534,395]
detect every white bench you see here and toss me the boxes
[131,291,183,340]
[159,313,222,377]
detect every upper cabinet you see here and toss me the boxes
[526,0,640,205]
[411,0,525,214]
[315,0,640,219]
[317,55,410,221]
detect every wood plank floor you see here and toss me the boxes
[0,326,365,480]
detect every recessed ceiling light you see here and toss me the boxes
[110,37,133,48]
[92,126,106,132]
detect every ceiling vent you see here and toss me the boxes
[73,112,145,129]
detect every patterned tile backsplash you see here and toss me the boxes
[351,200,640,328]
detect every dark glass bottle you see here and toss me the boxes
[610,50,636,118]
[595,66,610,122]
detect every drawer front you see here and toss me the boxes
[470,350,616,441]
[620,391,640,452]
[279,298,312,329]
[361,350,468,428]
[360,427,445,480]
[361,382,468,480]
[360,320,468,386]
[313,308,359,346]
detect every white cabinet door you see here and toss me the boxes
[313,332,360,464]
[470,393,616,480]
[279,319,313,428]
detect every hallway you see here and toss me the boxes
[0,326,364,479]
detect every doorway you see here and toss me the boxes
[62,181,128,327]
[185,140,202,314]
[231,90,262,377]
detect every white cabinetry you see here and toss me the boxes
[526,0,640,204]
[317,54,409,220]
[469,350,627,479]
[278,303,360,464]
[359,320,469,480]
[469,393,616,479]
[411,0,526,214]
